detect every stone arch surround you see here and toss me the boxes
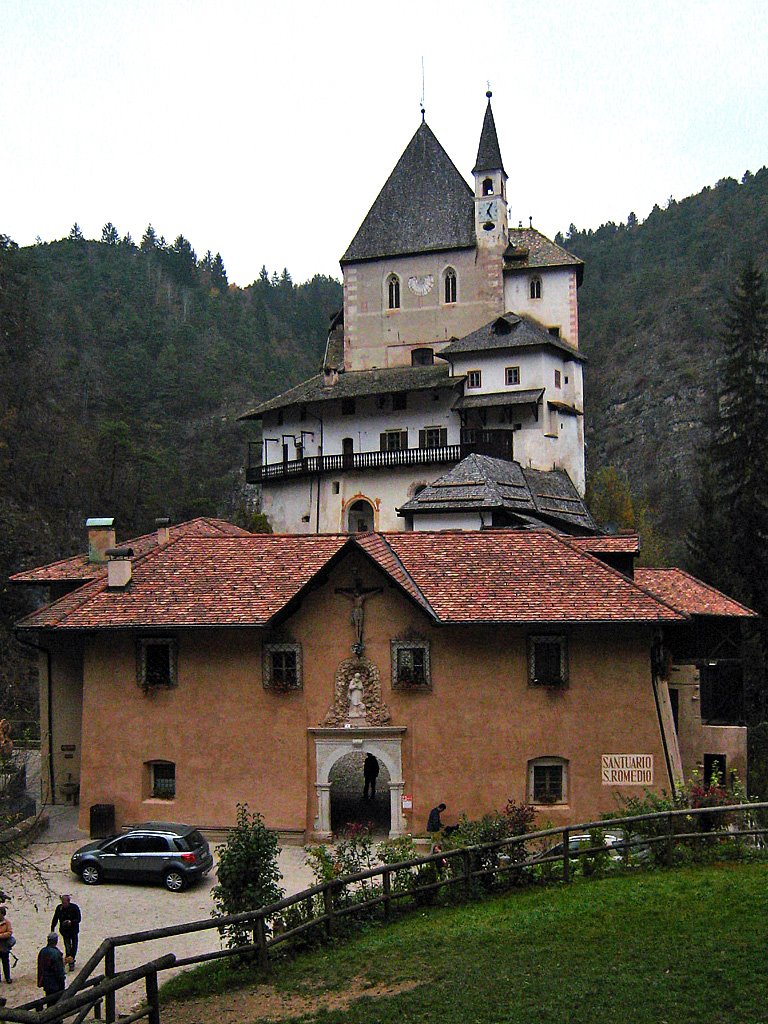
[309,726,406,839]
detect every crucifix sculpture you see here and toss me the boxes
[335,577,383,655]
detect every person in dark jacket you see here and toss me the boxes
[51,895,81,969]
[426,802,446,835]
[363,753,380,800]
[37,933,66,999]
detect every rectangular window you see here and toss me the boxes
[272,650,297,687]
[151,762,176,800]
[467,370,482,389]
[554,369,562,388]
[548,326,561,338]
[263,642,302,690]
[380,430,408,451]
[533,764,563,803]
[392,391,407,411]
[699,661,744,724]
[392,639,431,689]
[529,636,568,686]
[505,366,521,386]
[419,426,448,449]
[137,638,178,691]
[341,398,356,415]
[703,753,727,789]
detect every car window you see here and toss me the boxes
[140,836,171,853]
[117,836,146,854]
[185,830,206,849]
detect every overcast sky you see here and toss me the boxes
[2,0,767,286]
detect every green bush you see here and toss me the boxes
[212,804,284,949]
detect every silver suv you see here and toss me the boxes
[70,821,214,892]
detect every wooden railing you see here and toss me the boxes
[246,443,463,483]
[246,430,515,483]
[2,802,765,1024]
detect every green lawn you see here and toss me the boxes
[163,863,768,1023]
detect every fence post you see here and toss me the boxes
[145,968,160,1024]
[665,812,674,866]
[382,868,391,921]
[255,915,270,972]
[105,945,116,1024]
[562,829,570,884]
[323,882,336,938]
[462,849,472,899]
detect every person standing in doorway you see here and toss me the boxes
[363,753,380,800]
[0,906,14,984]
[37,933,66,1001]
[51,895,81,970]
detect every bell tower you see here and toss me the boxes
[473,91,508,249]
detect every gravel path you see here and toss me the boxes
[1,815,315,1017]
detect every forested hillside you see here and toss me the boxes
[563,166,768,557]
[0,228,341,718]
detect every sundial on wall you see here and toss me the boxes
[407,275,434,296]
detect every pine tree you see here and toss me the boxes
[688,262,768,611]
[101,222,119,245]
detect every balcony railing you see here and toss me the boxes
[246,431,514,484]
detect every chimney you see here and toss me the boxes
[155,517,170,546]
[86,518,116,564]
[105,547,133,589]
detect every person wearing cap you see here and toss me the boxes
[51,895,81,970]
[37,933,66,999]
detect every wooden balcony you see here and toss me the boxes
[246,431,514,484]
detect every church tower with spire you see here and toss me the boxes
[243,94,588,533]
[473,91,509,252]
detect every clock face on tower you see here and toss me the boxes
[479,199,498,223]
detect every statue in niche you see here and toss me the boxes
[347,672,366,720]
[321,657,391,728]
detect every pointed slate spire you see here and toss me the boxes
[473,91,506,176]
[342,121,475,264]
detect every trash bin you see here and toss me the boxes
[89,803,115,838]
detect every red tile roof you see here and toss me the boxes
[569,534,640,555]
[18,534,350,630]
[9,518,250,583]
[379,531,683,623]
[17,530,692,632]
[634,568,757,618]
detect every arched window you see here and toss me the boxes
[387,274,400,310]
[482,177,494,196]
[529,276,542,300]
[347,499,375,533]
[444,267,457,304]
[411,347,434,366]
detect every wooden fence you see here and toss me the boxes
[2,801,766,1024]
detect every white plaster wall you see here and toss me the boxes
[261,462,462,534]
[504,266,579,348]
[262,390,459,463]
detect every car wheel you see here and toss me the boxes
[164,870,186,892]
[81,863,101,885]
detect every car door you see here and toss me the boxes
[137,834,172,880]
[110,835,145,880]
[96,837,125,879]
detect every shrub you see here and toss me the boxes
[212,804,284,949]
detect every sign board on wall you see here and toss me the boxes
[601,754,653,785]
[402,794,412,809]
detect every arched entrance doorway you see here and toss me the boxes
[328,751,391,833]
[309,726,406,839]
[347,499,374,533]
